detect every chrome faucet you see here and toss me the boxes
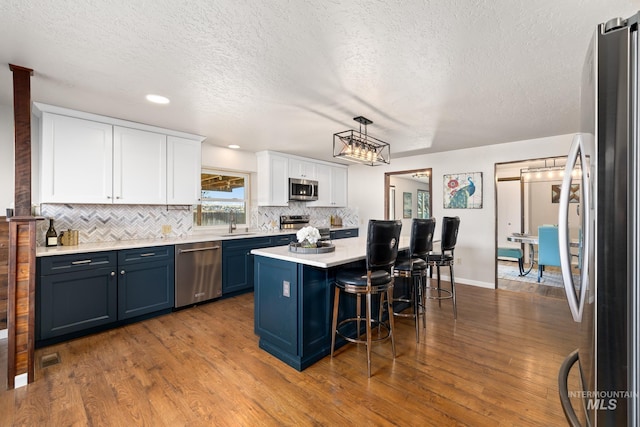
[228,211,237,233]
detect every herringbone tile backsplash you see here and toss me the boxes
[37,203,359,246]
[38,204,193,246]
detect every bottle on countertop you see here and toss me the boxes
[45,218,58,247]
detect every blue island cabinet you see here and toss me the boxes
[254,256,335,371]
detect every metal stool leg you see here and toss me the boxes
[365,292,372,377]
[450,264,457,319]
[412,275,420,342]
[386,287,396,358]
[437,265,442,308]
[331,286,340,357]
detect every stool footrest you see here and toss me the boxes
[425,286,453,300]
[336,317,391,344]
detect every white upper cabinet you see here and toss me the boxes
[35,103,204,206]
[288,158,317,180]
[40,113,114,204]
[307,164,348,207]
[330,166,348,207]
[256,151,289,206]
[113,126,167,205]
[167,136,202,205]
[257,150,348,207]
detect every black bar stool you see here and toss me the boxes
[426,216,460,319]
[330,219,402,377]
[393,218,436,342]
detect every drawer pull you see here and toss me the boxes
[139,252,156,257]
[71,259,92,265]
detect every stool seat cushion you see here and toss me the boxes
[394,258,428,272]
[336,268,392,287]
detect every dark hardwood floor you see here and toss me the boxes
[0,283,582,426]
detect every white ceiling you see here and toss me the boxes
[1,1,638,164]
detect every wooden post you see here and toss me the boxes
[9,64,34,217]
[8,64,36,389]
[7,217,37,388]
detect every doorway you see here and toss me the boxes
[495,157,567,298]
[384,168,432,223]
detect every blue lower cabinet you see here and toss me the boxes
[37,252,118,341]
[117,246,175,320]
[330,228,359,240]
[254,256,333,370]
[37,246,174,346]
[222,237,272,295]
[222,234,295,296]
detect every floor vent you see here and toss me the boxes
[40,352,60,368]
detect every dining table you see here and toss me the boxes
[506,234,538,275]
[506,233,580,276]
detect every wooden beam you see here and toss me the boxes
[7,64,36,390]
[7,217,37,388]
[0,218,8,332]
[9,64,34,217]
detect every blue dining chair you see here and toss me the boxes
[537,225,561,282]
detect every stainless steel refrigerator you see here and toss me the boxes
[557,14,640,426]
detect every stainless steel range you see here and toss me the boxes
[280,215,330,241]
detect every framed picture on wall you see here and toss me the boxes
[443,172,483,209]
[552,184,580,203]
[403,192,412,218]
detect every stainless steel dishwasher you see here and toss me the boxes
[175,241,222,308]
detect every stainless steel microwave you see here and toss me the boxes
[289,178,318,201]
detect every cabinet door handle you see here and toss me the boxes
[111,271,116,277]
[107,196,112,199]
[120,270,125,275]
[71,259,92,265]
[139,253,156,257]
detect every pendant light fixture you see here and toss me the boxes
[333,116,390,166]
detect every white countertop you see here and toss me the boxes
[251,235,412,269]
[36,226,359,257]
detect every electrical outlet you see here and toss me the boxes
[456,257,462,265]
[161,225,172,235]
[283,281,290,297]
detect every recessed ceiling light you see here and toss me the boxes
[228,144,240,149]
[145,94,170,104]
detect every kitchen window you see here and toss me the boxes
[194,170,250,229]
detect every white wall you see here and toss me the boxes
[201,145,257,172]
[347,134,574,288]
[0,105,14,212]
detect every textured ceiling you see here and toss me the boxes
[1,1,639,164]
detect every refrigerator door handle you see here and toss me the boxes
[559,134,590,322]
[558,349,583,427]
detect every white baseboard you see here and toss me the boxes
[431,275,495,289]
[0,329,7,340]
[14,373,28,388]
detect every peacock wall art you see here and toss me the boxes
[443,172,483,209]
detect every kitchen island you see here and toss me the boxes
[251,235,410,371]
